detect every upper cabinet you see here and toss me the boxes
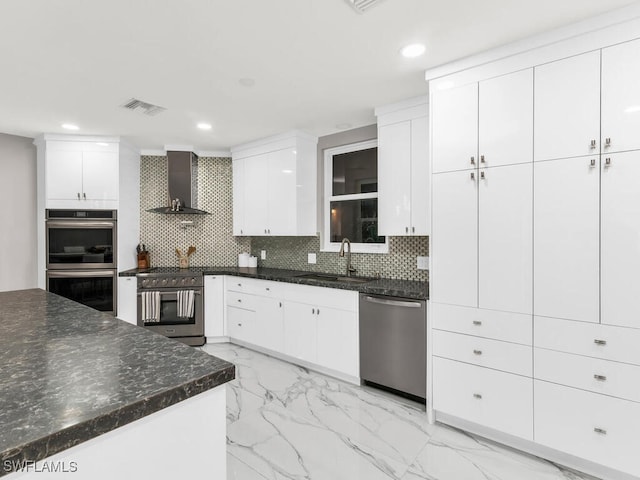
[39,139,120,208]
[231,131,318,236]
[601,38,640,154]
[375,96,429,236]
[534,51,601,161]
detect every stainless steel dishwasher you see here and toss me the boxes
[359,293,426,402]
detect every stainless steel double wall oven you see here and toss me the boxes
[46,209,117,314]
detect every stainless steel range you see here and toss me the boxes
[136,269,204,346]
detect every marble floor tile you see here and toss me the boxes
[227,452,270,480]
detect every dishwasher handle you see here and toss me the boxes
[362,295,423,308]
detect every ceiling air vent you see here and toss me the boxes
[121,98,167,116]
[344,0,386,13]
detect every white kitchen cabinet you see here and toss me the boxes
[283,301,318,364]
[117,276,137,325]
[226,305,255,344]
[431,83,478,173]
[44,142,119,206]
[534,51,601,162]
[478,69,533,167]
[601,38,640,154]
[478,163,532,314]
[231,131,318,236]
[431,170,477,307]
[533,156,600,323]
[204,275,225,338]
[376,97,429,236]
[600,151,640,329]
[253,296,284,352]
[316,306,359,378]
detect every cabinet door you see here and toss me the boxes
[82,151,118,201]
[534,51,601,162]
[410,115,430,235]
[242,154,269,235]
[283,301,317,363]
[267,148,297,235]
[602,38,640,154]
[226,306,255,343]
[431,170,478,307]
[204,276,225,337]
[601,151,640,328]
[432,83,478,173]
[378,120,411,236]
[254,297,284,352]
[116,276,137,324]
[46,149,83,200]
[479,69,533,168]
[534,156,599,323]
[478,163,532,314]
[232,159,245,235]
[316,307,359,377]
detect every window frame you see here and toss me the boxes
[321,139,389,254]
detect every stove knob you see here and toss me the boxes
[191,277,196,285]
[181,278,186,285]
[161,279,167,286]
[152,279,158,287]
[142,279,148,286]
[171,278,177,285]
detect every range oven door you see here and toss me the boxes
[137,290,204,339]
[46,213,117,270]
[47,270,117,314]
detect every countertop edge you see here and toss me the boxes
[0,366,235,477]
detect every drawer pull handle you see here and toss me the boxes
[473,393,482,399]
[266,287,270,291]
[312,308,315,314]
[594,427,607,435]
[237,283,242,287]
[473,349,482,355]
[237,299,242,303]
[594,374,607,382]
[594,339,607,346]
[472,321,482,326]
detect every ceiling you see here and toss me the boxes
[0,0,637,152]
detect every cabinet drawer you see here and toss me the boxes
[534,348,640,403]
[432,303,532,345]
[535,380,640,477]
[433,357,533,440]
[283,283,358,312]
[433,330,532,376]
[535,316,640,365]
[226,291,257,311]
[226,277,285,297]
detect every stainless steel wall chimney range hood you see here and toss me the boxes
[147,151,208,215]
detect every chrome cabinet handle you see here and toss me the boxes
[594,374,607,382]
[473,349,482,355]
[240,229,243,235]
[77,192,81,200]
[317,308,320,315]
[604,137,611,148]
[265,287,270,291]
[312,308,315,314]
[594,339,607,346]
[279,302,282,308]
[480,155,485,164]
[604,157,611,168]
[237,299,242,303]
[470,156,475,165]
[472,320,482,326]
[594,427,607,435]
[237,283,241,287]
[473,393,482,399]
[412,226,415,234]
[480,171,485,179]
[589,158,596,167]
[83,192,86,199]
[590,139,597,149]
[406,226,409,234]
[470,172,475,180]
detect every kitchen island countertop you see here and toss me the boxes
[120,266,429,300]
[0,289,234,477]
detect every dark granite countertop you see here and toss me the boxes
[0,289,235,477]
[120,266,428,300]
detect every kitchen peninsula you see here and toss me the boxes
[0,289,234,479]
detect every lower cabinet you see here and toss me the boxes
[117,276,137,325]
[283,301,318,364]
[204,275,225,338]
[227,305,255,343]
[433,357,533,440]
[316,306,358,378]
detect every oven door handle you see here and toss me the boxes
[47,270,116,278]
[137,291,202,296]
[47,221,116,229]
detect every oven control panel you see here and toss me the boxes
[137,275,203,289]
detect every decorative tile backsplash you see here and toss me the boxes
[251,236,429,282]
[139,155,250,268]
[139,155,428,281]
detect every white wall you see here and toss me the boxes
[0,133,37,291]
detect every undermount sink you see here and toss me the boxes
[295,273,372,284]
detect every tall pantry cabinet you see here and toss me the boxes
[431,34,640,479]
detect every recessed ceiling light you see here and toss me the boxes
[62,123,79,130]
[336,123,352,130]
[400,43,426,58]
[197,123,212,130]
[238,78,256,87]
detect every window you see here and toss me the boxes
[322,139,388,253]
